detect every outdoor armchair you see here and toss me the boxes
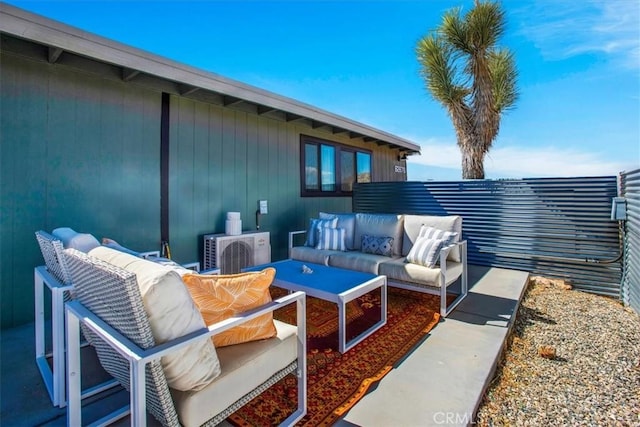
[34,230,118,407]
[63,248,307,426]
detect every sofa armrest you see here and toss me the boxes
[438,240,467,316]
[139,250,161,258]
[288,230,307,258]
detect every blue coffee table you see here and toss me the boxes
[246,259,387,353]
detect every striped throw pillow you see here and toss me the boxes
[304,217,338,247]
[406,236,446,268]
[418,225,458,247]
[316,227,346,251]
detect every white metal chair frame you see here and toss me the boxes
[33,231,197,408]
[34,231,118,408]
[63,248,307,426]
[388,240,468,317]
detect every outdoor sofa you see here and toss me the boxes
[289,212,468,316]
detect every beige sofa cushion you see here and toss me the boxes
[329,251,395,275]
[379,257,463,288]
[402,215,463,262]
[88,246,221,391]
[290,245,341,265]
[171,320,298,427]
[354,213,404,257]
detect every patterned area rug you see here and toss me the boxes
[228,286,442,426]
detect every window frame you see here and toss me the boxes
[300,135,373,197]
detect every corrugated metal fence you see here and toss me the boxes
[621,169,640,312]
[353,177,622,297]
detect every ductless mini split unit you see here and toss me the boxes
[203,231,271,274]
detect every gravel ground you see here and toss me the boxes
[476,277,640,426]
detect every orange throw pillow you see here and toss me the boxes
[182,268,277,347]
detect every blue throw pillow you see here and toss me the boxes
[51,227,101,253]
[304,217,338,247]
[361,234,394,257]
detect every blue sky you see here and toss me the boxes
[8,0,639,180]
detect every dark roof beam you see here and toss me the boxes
[122,68,140,81]
[285,113,304,123]
[48,46,63,63]
[257,105,278,115]
[222,96,244,107]
[178,84,199,96]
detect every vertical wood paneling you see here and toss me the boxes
[167,98,402,265]
[2,52,405,329]
[1,53,160,329]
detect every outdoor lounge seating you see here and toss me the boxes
[289,213,468,316]
[62,247,307,426]
[34,229,202,408]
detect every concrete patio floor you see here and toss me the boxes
[1,265,529,427]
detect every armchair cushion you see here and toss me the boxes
[182,268,278,347]
[88,246,221,391]
[170,320,298,427]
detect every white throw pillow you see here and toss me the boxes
[406,236,446,268]
[316,227,346,251]
[418,225,458,247]
[88,246,221,391]
[304,217,338,247]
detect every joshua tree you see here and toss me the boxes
[416,0,518,179]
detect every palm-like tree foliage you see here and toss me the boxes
[417,0,518,179]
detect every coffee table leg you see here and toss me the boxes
[338,299,346,354]
[339,277,387,353]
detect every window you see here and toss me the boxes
[301,135,372,196]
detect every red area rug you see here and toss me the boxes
[228,287,442,426]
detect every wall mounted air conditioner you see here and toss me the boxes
[202,231,271,274]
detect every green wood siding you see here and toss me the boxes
[1,52,406,330]
[167,97,402,265]
[0,52,161,329]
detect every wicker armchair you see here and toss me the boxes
[63,248,307,426]
[34,230,118,407]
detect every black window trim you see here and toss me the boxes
[300,134,372,197]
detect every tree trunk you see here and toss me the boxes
[461,144,485,179]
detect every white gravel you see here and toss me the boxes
[476,277,640,426]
